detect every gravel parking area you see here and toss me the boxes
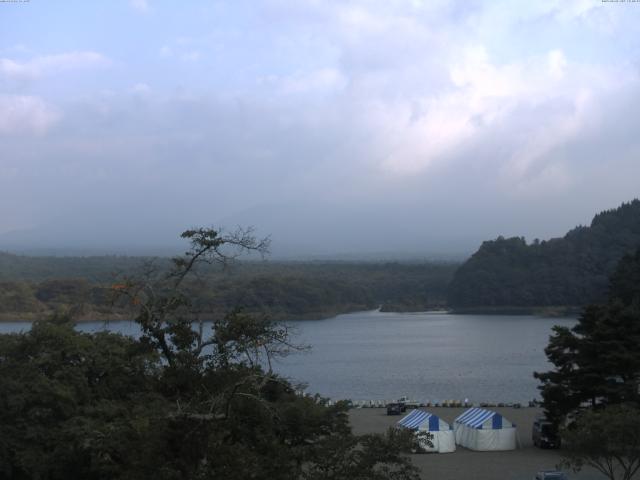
[348,407,612,480]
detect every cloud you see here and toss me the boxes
[158,44,202,62]
[181,51,202,62]
[316,17,630,181]
[2,0,640,253]
[131,82,152,95]
[0,51,110,81]
[130,0,150,13]
[1,44,31,55]
[159,46,172,58]
[547,50,567,80]
[0,94,60,135]
[344,45,594,177]
[275,68,348,94]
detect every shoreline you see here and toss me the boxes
[0,304,583,323]
[0,305,580,323]
[449,305,581,317]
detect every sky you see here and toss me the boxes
[1,0,640,257]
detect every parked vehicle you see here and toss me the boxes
[532,416,561,448]
[534,470,567,480]
[397,396,417,411]
[386,403,403,415]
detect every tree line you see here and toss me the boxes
[0,258,456,321]
[448,199,640,309]
[0,228,423,480]
[536,247,640,480]
[3,199,640,321]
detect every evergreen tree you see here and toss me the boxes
[449,199,640,308]
[534,247,640,425]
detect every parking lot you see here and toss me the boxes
[348,407,613,480]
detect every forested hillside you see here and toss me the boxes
[448,200,640,309]
[0,256,456,321]
[0,252,153,282]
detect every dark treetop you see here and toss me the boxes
[448,199,640,309]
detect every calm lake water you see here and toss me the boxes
[0,310,575,404]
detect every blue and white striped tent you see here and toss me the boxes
[454,408,516,451]
[397,410,455,453]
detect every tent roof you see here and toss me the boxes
[397,409,447,431]
[454,408,508,429]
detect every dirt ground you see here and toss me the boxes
[348,407,613,480]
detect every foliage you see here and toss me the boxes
[534,247,640,425]
[0,318,163,480]
[0,227,420,480]
[302,428,421,480]
[448,199,640,308]
[609,248,640,306]
[560,405,640,480]
[0,256,457,321]
[0,251,151,283]
[0,282,46,314]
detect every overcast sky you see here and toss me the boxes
[1,0,640,256]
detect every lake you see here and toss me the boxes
[0,310,575,404]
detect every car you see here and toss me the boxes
[534,470,567,480]
[386,403,403,415]
[532,417,561,448]
[396,396,411,412]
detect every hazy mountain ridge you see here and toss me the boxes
[447,199,640,309]
[3,200,640,318]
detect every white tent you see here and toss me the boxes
[453,407,516,451]
[397,409,456,453]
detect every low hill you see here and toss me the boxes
[447,200,640,310]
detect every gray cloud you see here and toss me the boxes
[1,1,639,256]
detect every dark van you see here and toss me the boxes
[532,417,560,448]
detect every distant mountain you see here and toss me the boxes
[447,200,640,309]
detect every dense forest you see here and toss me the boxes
[0,254,456,321]
[4,199,640,320]
[448,200,640,310]
[533,248,640,480]
[0,228,422,480]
